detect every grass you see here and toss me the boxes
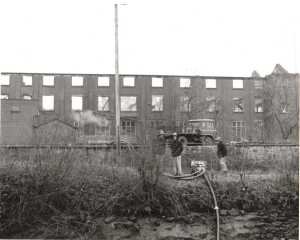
[0,146,298,238]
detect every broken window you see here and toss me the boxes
[98,76,110,87]
[232,121,247,141]
[254,98,263,112]
[43,76,54,86]
[206,96,216,112]
[152,95,163,111]
[0,75,10,86]
[180,78,191,88]
[152,77,163,87]
[0,94,8,99]
[72,76,84,86]
[23,94,32,100]
[121,96,137,111]
[233,97,244,112]
[179,96,191,112]
[233,79,243,89]
[123,77,135,87]
[22,76,32,86]
[205,79,216,89]
[42,95,54,111]
[72,96,83,111]
[98,96,109,111]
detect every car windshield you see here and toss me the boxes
[188,120,215,131]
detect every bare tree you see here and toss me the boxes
[174,91,225,136]
[263,73,299,142]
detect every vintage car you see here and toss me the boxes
[162,119,217,146]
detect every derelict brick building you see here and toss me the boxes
[0,64,298,145]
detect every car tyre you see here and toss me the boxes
[178,136,188,146]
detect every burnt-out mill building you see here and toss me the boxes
[0,64,299,145]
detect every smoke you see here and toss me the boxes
[72,110,109,127]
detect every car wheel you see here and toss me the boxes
[178,136,188,146]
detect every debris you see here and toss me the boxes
[128,216,137,222]
[228,208,240,216]
[166,217,175,222]
[104,216,117,224]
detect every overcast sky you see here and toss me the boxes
[0,0,299,77]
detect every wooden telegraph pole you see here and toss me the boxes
[114,3,121,156]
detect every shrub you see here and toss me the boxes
[0,146,298,238]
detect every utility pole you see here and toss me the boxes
[114,3,121,156]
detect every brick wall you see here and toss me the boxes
[1,67,298,144]
[0,99,38,145]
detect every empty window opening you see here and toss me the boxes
[233,97,244,112]
[72,76,84,86]
[42,95,54,111]
[121,96,137,111]
[43,76,54,86]
[98,76,110,87]
[233,79,243,89]
[152,95,163,111]
[123,77,135,87]
[98,96,109,111]
[254,98,263,112]
[152,77,163,87]
[22,76,32,86]
[180,78,190,88]
[0,75,10,85]
[72,96,83,111]
[205,79,216,89]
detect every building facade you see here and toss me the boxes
[0,64,298,145]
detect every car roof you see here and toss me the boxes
[188,119,215,122]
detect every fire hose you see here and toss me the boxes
[163,165,220,240]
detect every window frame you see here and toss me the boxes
[121,119,136,136]
[232,120,247,141]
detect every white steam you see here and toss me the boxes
[72,110,109,127]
